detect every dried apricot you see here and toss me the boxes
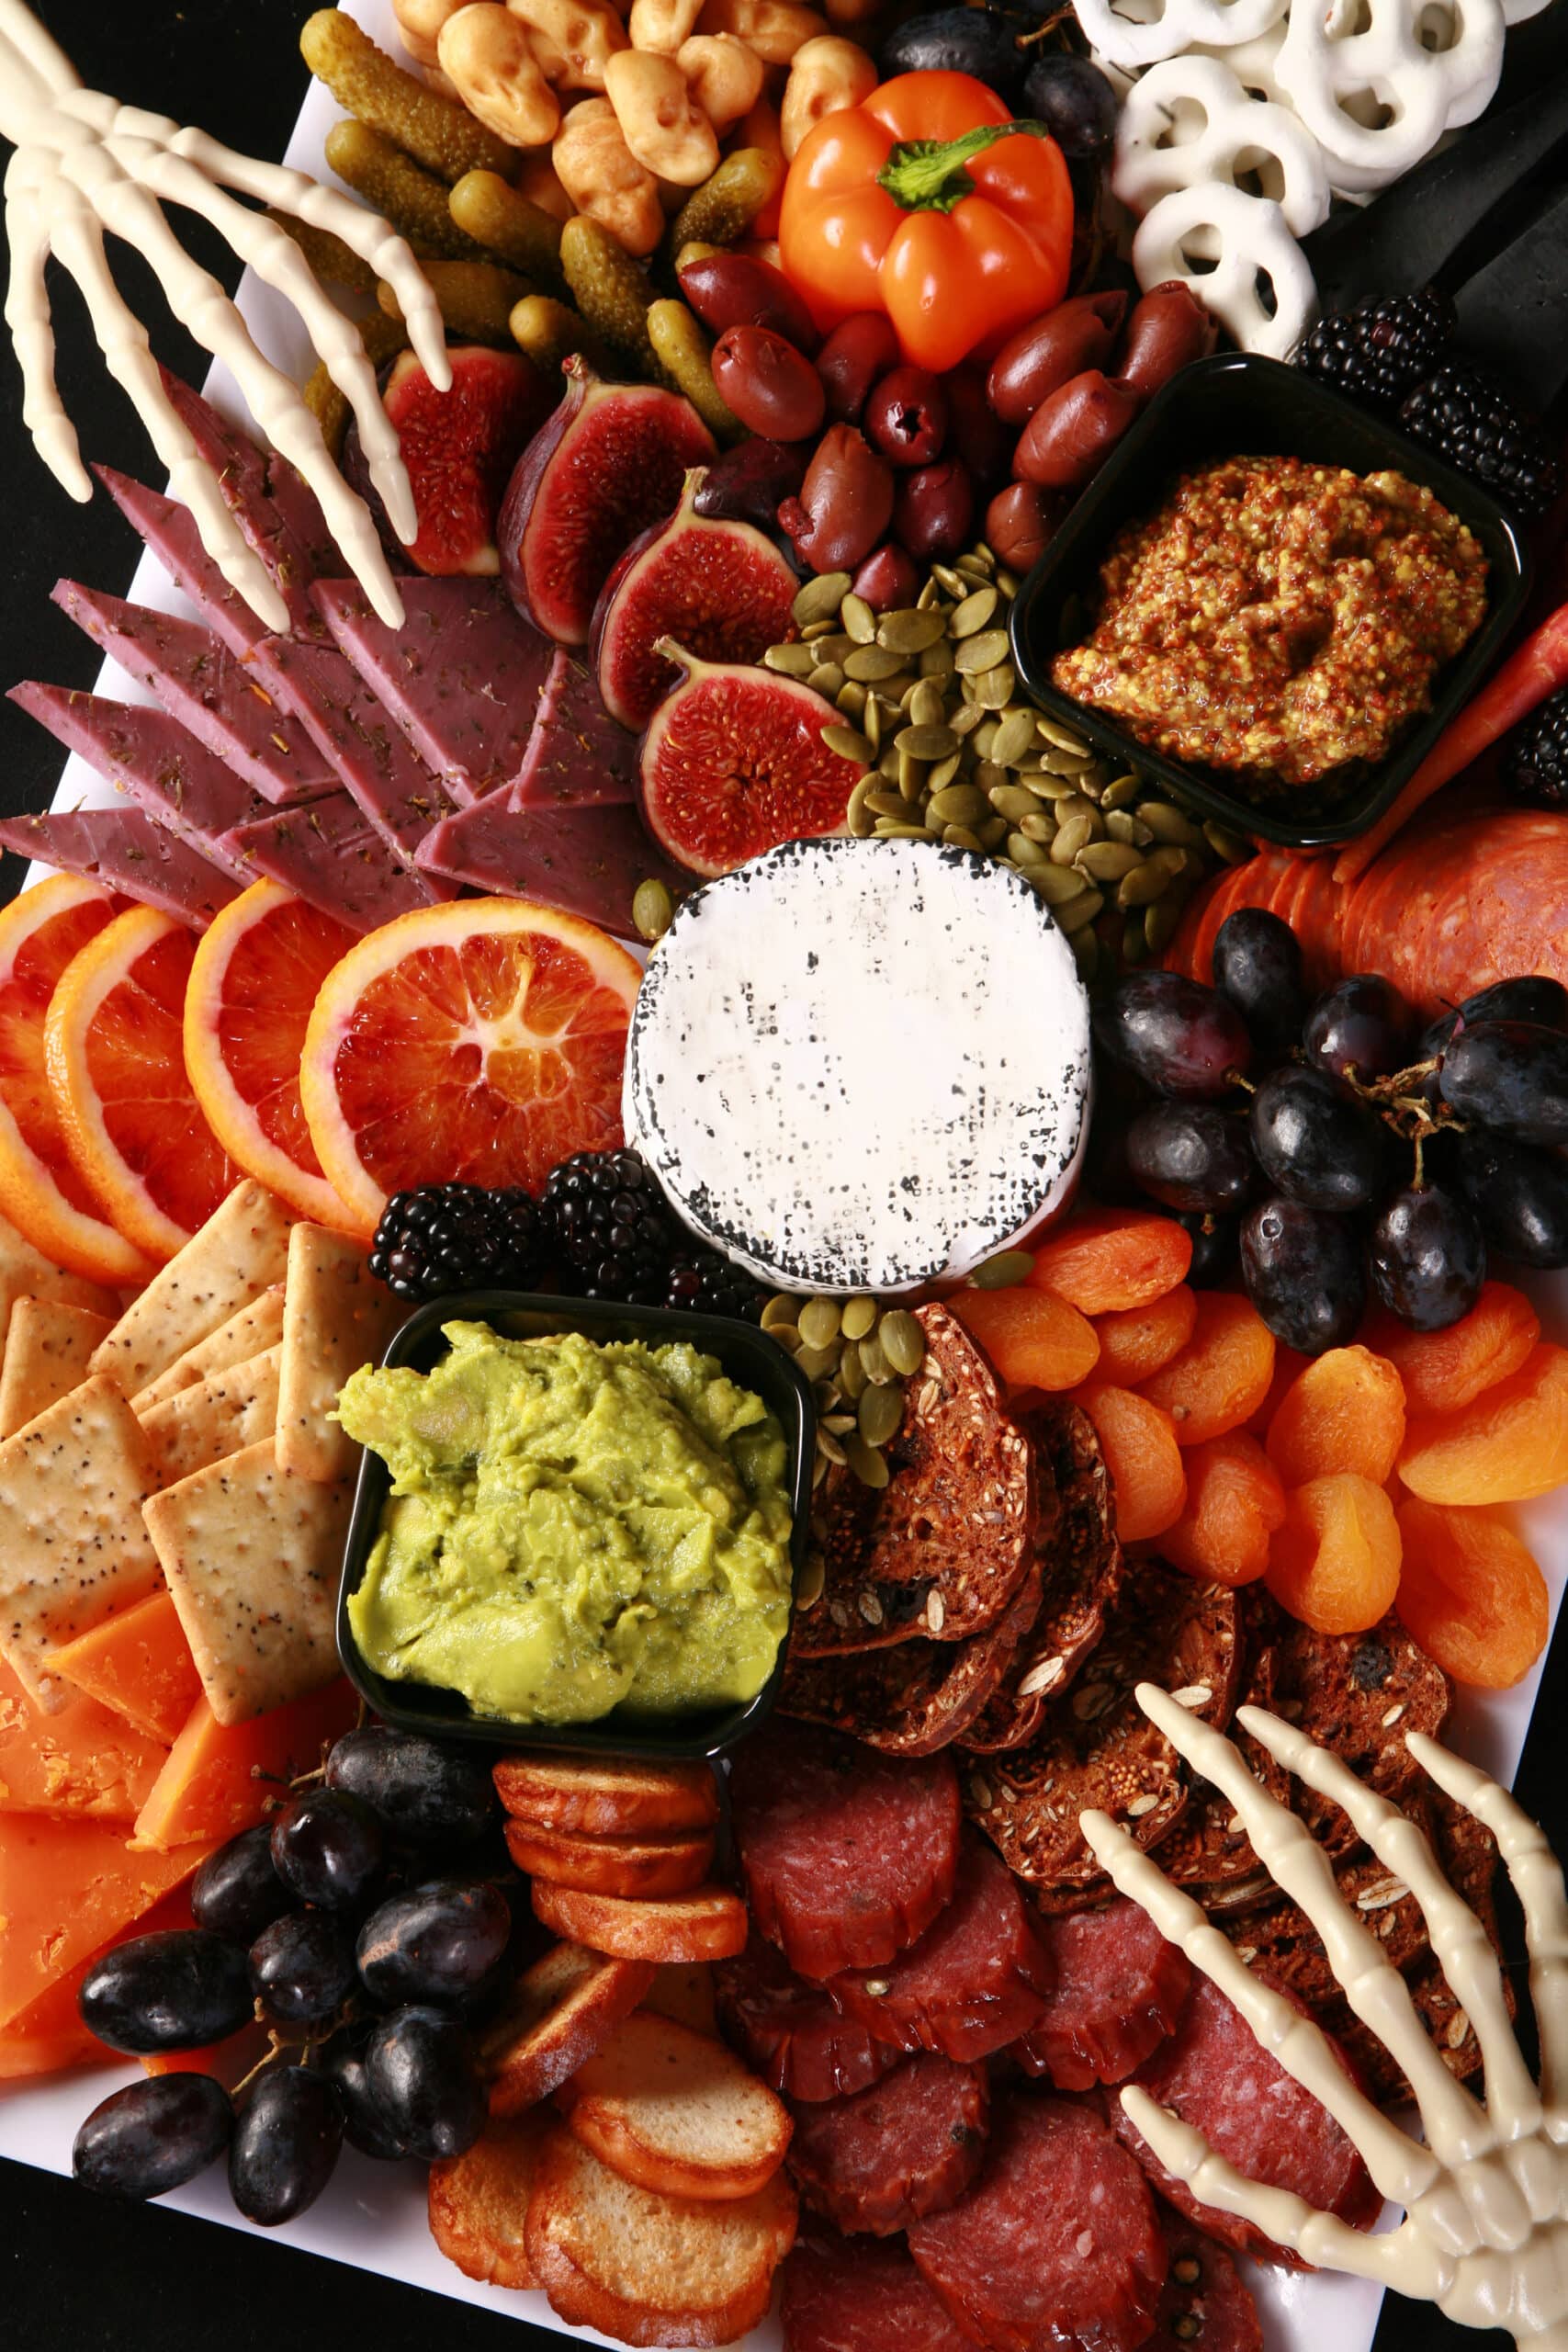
[1265,1346,1406,1487]
[1092,1285,1197,1387]
[1076,1384,1187,1544]
[1266,1475,1403,1635]
[1398,1344,1568,1506]
[1140,1293,1276,1446]
[950,1284,1100,1394]
[1365,1282,1540,1416]
[1160,1432,1286,1588]
[1246,1341,1311,1437]
[1394,1498,1549,1689]
[1028,1208,1192,1315]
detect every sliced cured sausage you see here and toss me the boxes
[1274,1611,1450,1860]
[730,1719,961,1980]
[831,1841,1055,2064]
[716,1934,902,2104]
[909,2094,1168,2352]
[786,2052,989,2235]
[1115,1973,1381,2266]
[1011,1897,1190,2091]
[1152,2213,1263,2352]
[781,2231,976,2352]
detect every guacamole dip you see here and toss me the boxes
[338,1320,795,1724]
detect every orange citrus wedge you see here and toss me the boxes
[0,876,156,1285]
[46,906,241,1263]
[299,896,642,1233]
[184,880,361,1230]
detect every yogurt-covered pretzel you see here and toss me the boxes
[1114,55,1329,236]
[0,0,447,632]
[1074,0,1288,73]
[1131,180,1315,359]
[1274,0,1506,192]
[1082,1684,1568,2347]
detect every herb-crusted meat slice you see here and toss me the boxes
[1154,2214,1263,2352]
[780,2230,976,2352]
[831,1842,1055,2064]
[792,1306,1036,1659]
[1011,1895,1190,2091]
[716,1933,903,2105]
[785,2052,989,2237]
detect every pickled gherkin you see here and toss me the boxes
[509,295,621,378]
[449,170,564,287]
[670,149,784,254]
[559,216,658,376]
[300,9,513,184]
[379,260,534,346]
[265,210,377,292]
[323,120,489,261]
[646,301,743,441]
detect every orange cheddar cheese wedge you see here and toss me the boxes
[45,1589,203,1746]
[0,1813,211,2031]
[0,1653,167,1825]
[0,1882,197,2081]
[131,1679,360,1851]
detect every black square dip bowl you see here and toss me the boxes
[1009,350,1532,850]
[336,1290,817,1761]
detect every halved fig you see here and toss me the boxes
[638,642,861,877]
[591,472,799,732]
[497,359,716,646]
[372,345,554,577]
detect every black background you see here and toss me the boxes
[0,4,1559,2347]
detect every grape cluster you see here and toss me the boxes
[71,1727,511,2219]
[1090,912,1568,1354]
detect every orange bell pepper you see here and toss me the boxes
[779,71,1073,375]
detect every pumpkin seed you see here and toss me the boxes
[836,680,867,719]
[859,1330,895,1385]
[1204,819,1252,863]
[839,1295,877,1343]
[823,722,873,764]
[863,695,883,752]
[1121,909,1149,965]
[908,678,947,729]
[927,751,962,793]
[837,1343,868,1400]
[928,782,989,828]
[897,748,922,800]
[795,1342,840,1381]
[765,641,817,677]
[812,1447,829,1488]
[843,1432,890,1487]
[863,787,906,820]
[943,824,984,854]
[840,592,876,644]
[877,1310,926,1376]
[807,662,845,696]
[1019,812,1056,844]
[1057,886,1106,934]
[976,815,1009,852]
[971,1248,1034,1290]
[1027,858,1095,905]
[1041,742,1099,775]
[846,775,876,837]
[1007,831,1048,866]
[1118,860,1171,909]
[917,575,942,608]
[632,877,674,942]
[897,722,959,762]
[817,1427,848,1467]
[973,662,1016,710]
[949,584,998,638]
[793,573,851,628]
[949,701,986,738]
[996,566,1021,597]
[798,1296,841,1350]
[988,709,1036,766]
[1101,772,1142,809]
[1104,808,1153,846]
[1139,799,1205,845]
[1071,927,1100,980]
[796,1548,826,1608]
[1051,814,1095,865]
[932,564,968,596]
[858,1382,904,1447]
[919,638,955,681]
[879,606,947,655]
[1037,714,1090,753]
[1033,774,1082,801]
[1077,840,1145,884]
[761,1293,797,1333]
[844,644,907,683]
[875,820,931,840]
[953,628,1010,674]
[1144,893,1185,955]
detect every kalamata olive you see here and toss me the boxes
[1117,280,1217,401]
[693,437,807,532]
[986,290,1127,425]
[1013,370,1142,491]
[894,457,975,563]
[852,543,920,612]
[984,481,1059,572]
[941,364,1014,489]
[778,425,895,571]
[816,311,900,424]
[862,366,948,468]
[677,252,818,352]
[712,324,826,442]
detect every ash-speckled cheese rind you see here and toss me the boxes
[625,838,1091,1295]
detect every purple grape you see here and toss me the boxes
[1303,974,1411,1088]
[271,1790,384,1914]
[1212,908,1305,1050]
[192,1826,293,1946]
[1438,1021,1568,1146]
[73,2075,232,2201]
[1240,1197,1367,1355]
[1249,1066,1388,1212]
[1126,1101,1255,1214]
[251,1911,357,2027]
[229,2066,344,2226]
[1093,972,1252,1101]
[1370,1182,1486,1329]
[78,1929,253,2055]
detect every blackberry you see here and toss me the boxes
[539,1148,766,1319]
[664,1250,767,1322]
[369,1184,543,1303]
[1400,363,1562,514]
[1501,687,1568,809]
[1295,288,1454,410]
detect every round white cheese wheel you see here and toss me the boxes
[624,838,1092,1295]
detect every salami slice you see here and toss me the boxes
[832,1841,1055,2064]
[909,2095,1168,2352]
[716,1934,902,2104]
[1011,1896,1190,2091]
[1152,2214,1263,2352]
[1116,1973,1381,2266]
[786,2051,989,2234]
[729,1719,961,1980]
[781,2231,976,2352]
[1274,1611,1450,1860]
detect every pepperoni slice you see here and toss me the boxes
[716,1933,902,2104]
[786,2052,988,2236]
[910,2095,1167,2352]
[1153,2213,1263,2352]
[781,2231,975,2352]
[832,1841,1055,2064]
[730,1719,961,1980]
[1011,1896,1190,2091]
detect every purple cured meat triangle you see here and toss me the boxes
[311,577,556,804]
[54,581,336,807]
[415,797,685,940]
[510,650,638,811]
[158,368,344,639]
[8,682,276,883]
[0,808,238,928]
[96,465,269,658]
[231,796,435,933]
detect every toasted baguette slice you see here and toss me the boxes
[479,1940,655,2120]
[533,1881,749,1964]
[494,1751,721,1838]
[642,1963,718,2037]
[525,2125,797,2349]
[504,1817,715,1898]
[428,2111,552,2289]
[557,2011,792,2201]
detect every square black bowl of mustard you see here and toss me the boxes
[334,1290,818,1760]
[1009,349,1532,850]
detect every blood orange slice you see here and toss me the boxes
[45,907,240,1263]
[299,897,642,1232]
[0,876,155,1285]
[184,881,360,1230]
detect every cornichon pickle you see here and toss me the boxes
[559,216,658,376]
[323,120,488,261]
[670,149,784,255]
[265,210,376,293]
[509,295,621,378]
[674,241,722,275]
[449,170,564,287]
[379,260,534,346]
[300,9,513,185]
[303,311,411,457]
[646,300,743,443]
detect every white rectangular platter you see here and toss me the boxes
[2,11,1564,2346]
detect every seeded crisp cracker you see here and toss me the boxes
[277,1223,404,1484]
[91,1182,296,1396]
[0,1209,120,1355]
[130,1286,286,1415]
[0,1298,115,1439]
[140,1345,283,1488]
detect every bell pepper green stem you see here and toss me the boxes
[877,119,1051,214]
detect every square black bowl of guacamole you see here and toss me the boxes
[335,1290,818,1760]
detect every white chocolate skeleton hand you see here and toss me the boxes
[1083,1688,1568,2350]
[0,0,450,632]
